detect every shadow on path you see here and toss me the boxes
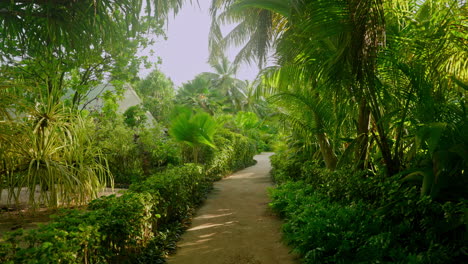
[167,153,298,264]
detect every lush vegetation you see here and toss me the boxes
[1,141,255,263]
[208,0,467,263]
[1,0,467,263]
[0,1,266,262]
[269,154,466,263]
[0,60,260,261]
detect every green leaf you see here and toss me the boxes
[416,122,447,155]
[231,0,291,18]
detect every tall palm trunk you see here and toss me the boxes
[356,98,370,169]
[349,0,385,170]
[314,113,337,170]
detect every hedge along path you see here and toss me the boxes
[167,153,298,264]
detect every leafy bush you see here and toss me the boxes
[205,129,257,178]
[87,192,155,255]
[269,165,468,264]
[269,181,467,264]
[270,182,382,263]
[0,192,157,263]
[1,225,104,264]
[130,164,211,226]
[94,117,142,184]
[123,105,148,128]
[270,151,309,183]
[94,118,181,184]
[0,123,258,263]
[300,162,384,205]
[136,126,182,176]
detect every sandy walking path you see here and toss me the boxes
[167,153,298,264]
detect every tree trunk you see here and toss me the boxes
[356,98,370,170]
[314,113,337,170]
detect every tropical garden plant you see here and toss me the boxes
[169,107,218,163]
[208,0,467,262]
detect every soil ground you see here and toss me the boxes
[167,153,298,264]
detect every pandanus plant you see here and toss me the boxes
[1,96,112,208]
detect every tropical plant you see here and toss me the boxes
[0,97,111,208]
[209,0,467,177]
[169,107,218,163]
[0,0,187,208]
[123,105,148,128]
[135,69,175,124]
[176,74,222,114]
[203,55,248,112]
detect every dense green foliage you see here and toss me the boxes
[0,131,257,263]
[2,0,466,263]
[135,69,176,124]
[0,0,171,206]
[205,129,258,179]
[0,1,267,263]
[270,151,467,263]
[209,1,467,263]
[93,118,181,185]
[0,104,112,208]
[212,0,467,175]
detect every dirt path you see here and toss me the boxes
[167,153,298,264]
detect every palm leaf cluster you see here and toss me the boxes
[210,0,467,196]
[169,107,218,163]
[176,56,260,114]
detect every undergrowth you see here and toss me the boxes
[0,131,257,263]
[269,153,467,264]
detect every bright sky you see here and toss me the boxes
[139,2,259,88]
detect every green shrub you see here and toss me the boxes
[0,212,104,264]
[269,178,467,264]
[269,181,384,263]
[206,129,257,178]
[300,162,383,205]
[123,105,148,128]
[138,127,181,170]
[94,119,181,184]
[270,152,309,183]
[0,128,257,263]
[88,192,155,255]
[130,164,210,226]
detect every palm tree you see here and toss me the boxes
[176,73,221,114]
[241,79,270,117]
[203,55,248,112]
[209,0,385,171]
[209,0,467,177]
[376,0,468,197]
[269,88,338,170]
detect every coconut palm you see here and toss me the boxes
[203,55,248,112]
[209,0,467,177]
[209,0,384,170]
[176,73,222,114]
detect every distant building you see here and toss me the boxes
[77,83,156,126]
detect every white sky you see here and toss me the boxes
[138,2,260,88]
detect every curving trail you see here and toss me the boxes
[167,153,298,264]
